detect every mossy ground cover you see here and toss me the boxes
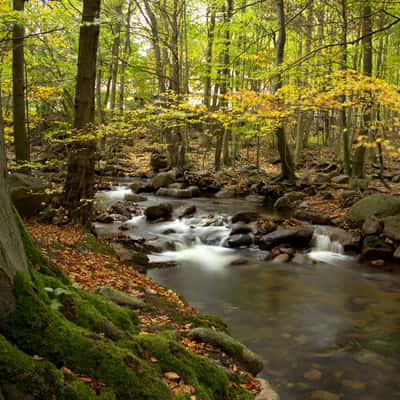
[0,220,261,399]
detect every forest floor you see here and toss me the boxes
[26,220,262,398]
[98,135,400,224]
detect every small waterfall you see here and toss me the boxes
[313,232,344,254]
[308,228,351,264]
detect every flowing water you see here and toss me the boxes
[96,185,400,400]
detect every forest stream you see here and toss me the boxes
[96,184,400,400]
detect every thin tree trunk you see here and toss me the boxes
[353,1,372,178]
[64,0,101,225]
[110,3,122,116]
[340,0,351,175]
[119,0,133,114]
[13,0,30,169]
[273,0,295,181]
[204,3,216,108]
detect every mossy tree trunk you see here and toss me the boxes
[0,99,29,319]
[64,0,101,226]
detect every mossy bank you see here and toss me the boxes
[0,221,259,400]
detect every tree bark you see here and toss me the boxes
[64,0,101,226]
[12,0,30,169]
[119,0,133,114]
[203,3,216,108]
[340,0,351,175]
[273,0,295,181]
[352,1,372,178]
[0,81,29,319]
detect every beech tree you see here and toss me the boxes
[64,0,102,225]
[12,0,30,169]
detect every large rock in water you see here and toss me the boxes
[156,187,198,199]
[227,233,253,248]
[152,172,176,190]
[231,211,259,224]
[361,236,393,261]
[349,194,400,222]
[259,228,314,250]
[188,327,264,375]
[145,203,173,221]
[7,173,50,216]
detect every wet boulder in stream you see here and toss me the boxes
[231,222,253,235]
[152,171,176,190]
[145,203,173,221]
[231,211,259,224]
[259,227,314,250]
[227,233,253,248]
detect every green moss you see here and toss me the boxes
[137,333,251,400]
[0,334,103,400]
[79,291,139,333]
[4,273,171,400]
[16,211,69,282]
[79,232,115,255]
[144,293,228,332]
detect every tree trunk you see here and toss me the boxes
[64,0,101,226]
[12,0,30,169]
[352,1,372,178]
[109,2,122,116]
[273,0,295,181]
[339,0,351,175]
[0,81,29,319]
[204,4,216,108]
[119,0,133,114]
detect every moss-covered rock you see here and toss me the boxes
[92,286,146,309]
[349,194,400,222]
[188,328,264,376]
[137,334,253,400]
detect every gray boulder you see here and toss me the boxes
[231,211,259,224]
[362,216,382,235]
[273,192,306,211]
[231,222,253,235]
[294,210,329,225]
[152,171,176,190]
[157,187,194,199]
[7,173,50,216]
[188,327,264,375]
[383,215,400,240]
[124,193,147,202]
[178,205,197,218]
[215,188,236,198]
[349,194,400,222]
[227,233,253,248]
[130,180,153,193]
[260,228,314,250]
[361,236,393,261]
[145,203,173,221]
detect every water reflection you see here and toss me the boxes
[150,261,400,400]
